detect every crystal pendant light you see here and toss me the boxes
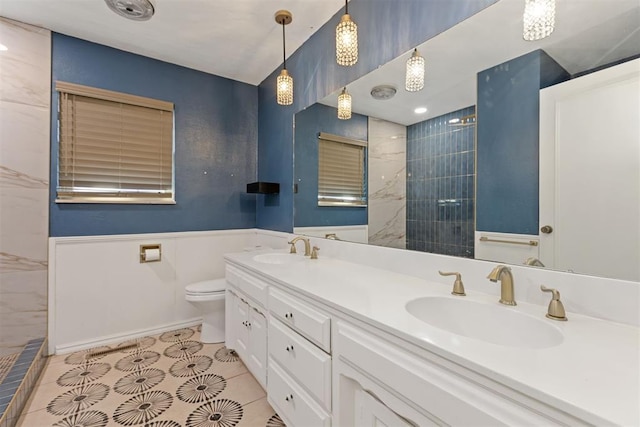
[405,48,425,92]
[523,0,555,41]
[336,0,358,66]
[275,10,293,105]
[337,87,352,120]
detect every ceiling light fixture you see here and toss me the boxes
[370,85,396,101]
[523,0,555,41]
[414,107,428,114]
[405,48,425,92]
[104,0,155,21]
[337,87,352,120]
[275,10,294,106]
[336,0,358,66]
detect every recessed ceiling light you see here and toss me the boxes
[414,107,427,114]
[0,44,8,51]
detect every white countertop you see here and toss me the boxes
[225,249,640,426]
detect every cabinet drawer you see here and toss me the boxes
[268,358,331,427]
[269,318,331,410]
[269,287,331,353]
[226,265,268,307]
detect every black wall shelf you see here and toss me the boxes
[246,182,280,194]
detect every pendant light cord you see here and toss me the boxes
[281,19,287,70]
[345,0,348,14]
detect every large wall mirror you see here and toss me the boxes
[294,0,639,282]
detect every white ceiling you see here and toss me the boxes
[320,0,640,126]
[0,0,345,85]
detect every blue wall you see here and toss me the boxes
[50,34,258,237]
[256,0,498,232]
[476,50,569,234]
[407,106,476,257]
[294,103,368,227]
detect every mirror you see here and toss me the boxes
[294,0,640,281]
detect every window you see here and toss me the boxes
[56,82,174,203]
[317,132,367,206]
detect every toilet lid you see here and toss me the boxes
[186,279,226,294]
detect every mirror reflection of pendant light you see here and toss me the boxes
[275,10,293,105]
[523,0,555,41]
[405,48,425,92]
[337,87,352,120]
[336,0,358,66]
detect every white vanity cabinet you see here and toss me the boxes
[333,320,587,427]
[267,287,332,427]
[224,265,268,389]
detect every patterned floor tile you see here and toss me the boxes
[239,397,280,427]
[17,326,283,427]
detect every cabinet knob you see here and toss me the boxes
[285,394,294,402]
[286,345,294,352]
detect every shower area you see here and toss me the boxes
[406,106,476,258]
[0,17,50,425]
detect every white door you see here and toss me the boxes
[539,59,640,281]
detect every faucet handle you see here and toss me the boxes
[311,246,320,260]
[540,285,568,321]
[438,271,466,296]
[287,241,297,254]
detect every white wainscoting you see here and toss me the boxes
[48,229,259,354]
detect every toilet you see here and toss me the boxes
[185,278,226,343]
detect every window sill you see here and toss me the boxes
[55,197,176,205]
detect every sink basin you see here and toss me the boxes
[406,297,563,349]
[252,253,304,265]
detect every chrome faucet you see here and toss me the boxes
[487,265,516,306]
[288,236,311,256]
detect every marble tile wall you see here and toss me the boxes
[0,17,51,356]
[367,118,406,249]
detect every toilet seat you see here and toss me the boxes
[185,279,226,295]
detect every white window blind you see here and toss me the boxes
[56,81,175,204]
[317,132,367,206]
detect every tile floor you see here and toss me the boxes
[0,354,18,384]
[16,326,284,426]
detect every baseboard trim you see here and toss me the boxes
[54,317,202,355]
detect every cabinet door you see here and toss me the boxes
[247,307,267,388]
[233,295,250,360]
[225,290,238,352]
[355,389,415,427]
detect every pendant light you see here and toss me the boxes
[275,10,293,105]
[523,0,555,41]
[337,87,352,120]
[336,0,358,66]
[405,48,425,92]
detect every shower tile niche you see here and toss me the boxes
[406,106,475,258]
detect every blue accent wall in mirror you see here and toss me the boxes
[294,103,368,227]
